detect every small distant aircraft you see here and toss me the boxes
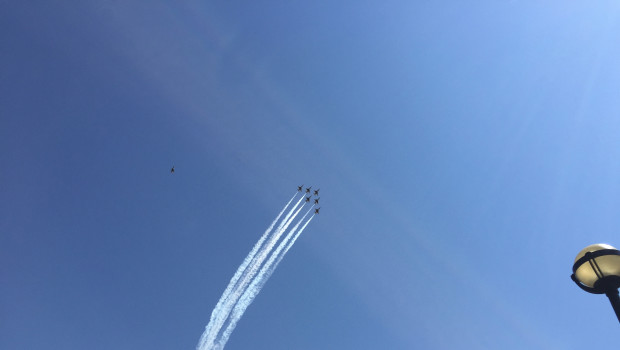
[315,208,320,214]
[314,198,320,204]
[297,185,304,192]
[314,189,320,196]
[170,166,175,174]
[305,196,311,202]
[305,186,312,193]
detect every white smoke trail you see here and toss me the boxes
[219,201,306,308]
[242,211,314,308]
[272,215,314,272]
[197,193,297,349]
[214,211,315,348]
[198,196,306,350]
[219,193,298,305]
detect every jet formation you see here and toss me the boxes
[297,185,322,213]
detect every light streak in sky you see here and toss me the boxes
[197,192,317,350]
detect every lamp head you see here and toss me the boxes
[572,244,620,294]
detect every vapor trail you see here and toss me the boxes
[215,211,315,348]
[273,215,314,271]
[222,201,306,302]
[220,193,298,304]
[199,196,306,350]
[197,193,297,348]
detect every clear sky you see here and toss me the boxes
[3,1,620,349]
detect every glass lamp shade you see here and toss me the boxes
[573,244,620,292]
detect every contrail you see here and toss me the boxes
[198,194,308,350]
[239,211,314,312]
[197,193,297,348]
[200,196,305,349]
[219,200,306,311]
[273,215,314,272]
[221,193,299,305]
[215,210,315,349]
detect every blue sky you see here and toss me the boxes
[3,1,620,349]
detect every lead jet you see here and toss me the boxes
[170,166,175,174]
[305,196,311,202]
[297,185,304,192]
[315,208,320,214]
[305,186,312,193]
[314,189,320,196]
[314,198,320,205]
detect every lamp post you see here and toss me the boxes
[571,244,620,323]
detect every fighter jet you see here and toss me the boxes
[305,196,311,202]
[314,189,320,196]
[170,166,175,174]
[305,186,312,193]
[315,208,320,214]
[297,185,304,192]
[314,198,320,204]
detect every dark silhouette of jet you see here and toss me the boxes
[305,196,311,202]
[314,198,320,204]
[297,185,304,192]
[314,189,320,196]
[315,208,320,214]
[170,166,175,174]
[305,186,312,193]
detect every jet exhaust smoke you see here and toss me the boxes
[196,191,318,350]
[198,193,297,347]
[203,198,307,348]
[215,210,315,348]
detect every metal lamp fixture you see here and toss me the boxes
[571,243,620,323]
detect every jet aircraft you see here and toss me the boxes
[315,208,320,214]
[314,198,320,204]
[305,186,312,193]
[170,166,175,174]
[297,185,304,192]
[314,189,320,196]
[305,196,311,202]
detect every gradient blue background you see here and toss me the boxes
[3,1,620,349]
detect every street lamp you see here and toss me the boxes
[571,243,620,323]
